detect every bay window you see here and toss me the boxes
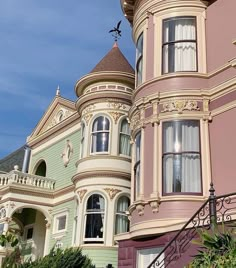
[119,118,131,156]
[134,131,141,199]
[84,194,105,243]
[162,16,197,73]
[91,116,110,153]
[136,33,143,86]
[115,196,130,234]
[163,120,201,194]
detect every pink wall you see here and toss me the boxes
[210,107,236,195]
[206,0,236,72]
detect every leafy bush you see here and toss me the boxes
[2,247,95,268]
[190,226,236,268]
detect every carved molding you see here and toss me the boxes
[107,102,126,110]
[82,104,96,115]
[108,112,124,124]
[162,100,200,114]
[0,208,6,220]
[104,188,121,200]
[77,189,87,203]
[47,109,73,130]
[149,199,161,213]
[61,140,73,167]
[83,113,93,125]
[130,112,140,130]
[136,204,145,216]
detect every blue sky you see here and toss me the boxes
[0,1,135,159]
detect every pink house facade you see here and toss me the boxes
[117,0,236,267]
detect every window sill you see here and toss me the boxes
[52,230,67,239]
[161,195,207,202]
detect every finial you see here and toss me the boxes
[56,85,60,96]
[109,20,122,42]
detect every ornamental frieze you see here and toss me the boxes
[104,188,121,200]
[162,100,200,114]
[107,102,126,110]
[82,104,96,115]
[47,109,73,130]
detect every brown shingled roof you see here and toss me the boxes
[90,42,134,74]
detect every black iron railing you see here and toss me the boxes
[147,183,236,268]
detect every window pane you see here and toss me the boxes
[87,194,105,211]
[163,120,201,194]
[163,17,197,73]
[136,33,143,85]
[120,119,131,155]
[93,117,110,131]
[58,215,66,231]
[91,132,109,152]
[85,214,104,238]
[26,228,33,240]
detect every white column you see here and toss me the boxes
[130,138,135,203]
[151,122,159,197]
[140,127,145,199]
[43,221,51,256]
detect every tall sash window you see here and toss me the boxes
[136,33,143,86]
[134,132,141,199]
[162,17,197,73]
[119,119,131,156]
[163,120,201,194]
[115,196,130,234]
[91,116,110,153]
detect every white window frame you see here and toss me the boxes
[53,211,68,235]
[134,131,141,200]
[90,115,111,155]
[119,118,131,157]
[154,7,207,76]
[136,247,164,268]
[136,32,144,86]
[115,195,130,235]
[80,122,85,159]
[83,193,106,243]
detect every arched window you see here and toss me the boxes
[35,161,46,177]
[80,122,85,158]
[134,132,141,200]
[115,196,130,234]
[91,116,110,153]
[84,194,105,243]
[119,119,131,156]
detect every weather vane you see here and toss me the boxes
[109,20,122,42]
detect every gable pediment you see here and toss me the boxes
[28,96,77,141]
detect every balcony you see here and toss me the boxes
[0,170,56,190]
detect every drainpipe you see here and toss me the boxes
[22,145,31,173]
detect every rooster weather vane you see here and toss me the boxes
[109,20,122,42]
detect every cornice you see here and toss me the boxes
[72,169,131,184]
[76,155,131,167]
[53,185,75,198]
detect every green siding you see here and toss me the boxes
[82,248,118,268]
[30,130,80,190]
[49,200,76,249]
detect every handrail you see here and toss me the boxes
[147,198,210,268]
[148,191,236,268]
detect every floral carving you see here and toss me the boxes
[47,109,73,129]
[162,100,200,114]
[130,112,140,130]
[83,113,93,125]
[104,188,121,200]
[107,102,126,110]
[109,112,124,124]
[77,189,87,203]
[82,105,96,115]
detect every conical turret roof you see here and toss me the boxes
[90,42,134,74]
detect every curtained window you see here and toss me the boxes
[119,119,131,156]
[136,33,143,86]
[115,196,130,234]
[134,132,141,200]
[91,116,110,153]
[80,122,85,158]
[162,17,197,73]
[163,120,201,194]
[84,194,105,243]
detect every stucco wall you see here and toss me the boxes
[206,0,236,72]
[30,130,80,190]
[209,107,236,195]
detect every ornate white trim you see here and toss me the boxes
[77,189,87,203]
[162,100,200,114]
[104,188,122,200]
